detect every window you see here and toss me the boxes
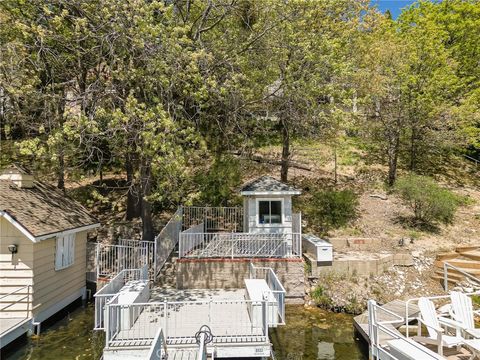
[258,200,282,224]
[55,233,75,270]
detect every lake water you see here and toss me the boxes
[3,304,367,360]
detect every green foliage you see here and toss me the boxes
[395,174,464,225]
[196,155,242,206]
[311,285,333,308]
[304,188,359,234]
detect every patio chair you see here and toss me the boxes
[412,297,464,356]
[450,291,480,339]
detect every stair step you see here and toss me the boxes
[461,251,480,262]
[455,246,480,254]
[436,252,460,261]
[431,275,457,284]
[434,259,480,270]
[433,270,464,281]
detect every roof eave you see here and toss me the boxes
[0,211,100,243]
[240,190,301,196]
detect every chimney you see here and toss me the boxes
[0,165,35,188]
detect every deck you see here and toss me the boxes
[0,317,32,348]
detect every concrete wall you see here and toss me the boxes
[32,230,87,322]
[0,218,34,318]
[177,258,305,303]
[244,195,293,234]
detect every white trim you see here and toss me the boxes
[256,198,284,226]
[0,210,99,243]
[32,286,85,323]
[241,190,301,196]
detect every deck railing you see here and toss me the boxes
[154,207,183,278]
[249,264,286,324]
[104,299,269,349]
[182,206,243,232]
[94,266,148,330]
[96,243,152,280]
[0,285,31,319]
[442,261,480,291]
[179,232,302,259]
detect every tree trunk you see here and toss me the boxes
[125,151,141,220]
[410,127,417,171]
[57,148,65,191]
[140,159,154,241]
[280,118,290,182]
[387,132,400,187]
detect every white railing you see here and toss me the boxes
[96,243,151,280]
[154,207,183,279]
[182,206,244,232]
[117,239,156,279]
[443,261,480,291]
[147,327,168,360]
[249,264,286,324]
[104,299,269,349]
[0,285,31,319]
[178,222,205,258]
[94,266,148,330]
[367,300,443,360]
[179,232,302,259]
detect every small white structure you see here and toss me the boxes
[302,234,333,264]
[241,176,301,234]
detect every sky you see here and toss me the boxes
[371,0,420,19]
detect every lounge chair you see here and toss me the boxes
[450,291,480,339]
[412,297,464,356]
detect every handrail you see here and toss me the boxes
[146,327,168,360]
[464,154,479,166]
[0,285,31,318]
[443,261,480,291]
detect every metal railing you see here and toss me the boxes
[249,264,286,324]
[94,266,148,330]
[182,206,244,232]
[0,285,31,319]
[104,299,269,349]
[368,300,443,360]
[464,154,479,168]
[96,243,152,280]
[443,261,480,291]
[146,327,168,360]
[179,232,302,259]
[154,207,183,279]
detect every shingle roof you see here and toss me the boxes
[240,176,301,195]
[0,179,99,239]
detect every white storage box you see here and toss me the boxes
[302,234,333,264]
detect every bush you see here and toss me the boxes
[305,188,358,233]
[395,174,463,225]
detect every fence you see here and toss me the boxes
[96,243,152,281]
[104,299,268,349]
[94,266,148,330]
[154,207,183,279]
[249,264,286,324]
[182,206,243,232]
[443,261,480,291]
[0,285,31,319]
[179,232,302,259]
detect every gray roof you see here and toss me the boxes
[240,176,301,195]
[0,179,99,239]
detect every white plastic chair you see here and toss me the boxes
[413,297,464,356]
[450,291,480,339]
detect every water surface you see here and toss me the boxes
[4,304,366,360]
[270,305,367,360]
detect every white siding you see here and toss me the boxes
[245,195,293,234]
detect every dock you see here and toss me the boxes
[353,299,419,345]
[0,317,32,348]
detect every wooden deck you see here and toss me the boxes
[0,317,32,348]
[353,299,420,346]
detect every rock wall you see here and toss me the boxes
[176,258,305,303]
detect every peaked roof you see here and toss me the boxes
[240,176,301,195]
[0,179,99,242]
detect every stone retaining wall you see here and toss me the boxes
[176,258,305,303]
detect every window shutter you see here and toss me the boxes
[55,236,63,270]
[68,234,75,265]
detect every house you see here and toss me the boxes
[0,166,100,348]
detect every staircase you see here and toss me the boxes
[432,246,480,291]
[154,249,179,289]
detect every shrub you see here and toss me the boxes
[395,174,463,225]
[311,285,333,308]
[305,188,358,233]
